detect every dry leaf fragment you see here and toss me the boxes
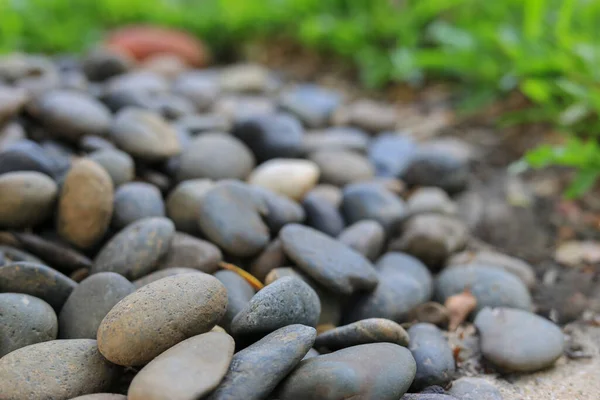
[445,289,477,331]
[218,261,264,290]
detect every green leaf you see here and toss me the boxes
[565,169,599,198]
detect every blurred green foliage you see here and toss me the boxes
[1,0,600,195]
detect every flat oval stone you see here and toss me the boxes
[0,262,77,311]
[0,139,58,176]
[29,89,112,141]
[207,324,316,400]
[406,187,457,216]
[158,232,222,273]
[254,186,305,233]
[280,224,379,295]
[128,332,234,400]
[376,252,433,300]
[368,133,417,177]
[435,265,532,314]
[310,150,374,186]
[198,182,269,257]
[112,182,165,229]
[302,190,346,237]
[408,323,455,390]
[341,182,407,234]
[338,220,385,261]
[279,84,341,128]
[88,148,134,187]
[302,127,369,154]
[339,99,398,133]
[231,276,320,336]
[166,179,214,235]
[0,293,58,357]
[474,307,564,372]
[97,273,227,366]
[177,132,255,181]
[12,232,92,273]
[0,339,118,400]
[59,272,134,339]
[233,113,304,162]
[110,107,180,161]
[214,270,255,332]
[248,158,319,201]
[276,343,416,400]
[71,395,127,400]
[0,171,57,229]
[92,217,175,280]
[447,377,503,400]
[57,159,114,249]
[249,239,288,282]
[133,268,202,288]
[314,318,409,351]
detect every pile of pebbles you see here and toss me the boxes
[0,49,566,400]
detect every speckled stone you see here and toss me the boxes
[59,272,134,339]
[166,179,214,235]
[254,186,305,233]
[310,150,374,186]
[448,377,503,400]
[276,343,416,400]
[92,217,175,280]
[408,323,455,390]
[214,269,256,332]
[338,220,385,261]
[474,307,564,373]
[231,276,320,336]
[198,181,269,257]
[0,339,119,400]
[132,268,202,288]
[97,273,227,366]
[88,148,134,187]
[112,182,165,229]
[280,224,379,295]
[0,293,58,357]
[207,325,316,400]
[435,265,532,314]
[302,190,346,237]
[158,232,222,273]
[0,262,77,311]
[314,318,409,351]
[248,158,319,201]
[128,332,235,400]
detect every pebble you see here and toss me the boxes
[166,179,214,235]
[341,182,407,233]
[214,94,275,121]
[279,84,341,128]
[214,269,256,332]
[141,53,188,79]
[172,71,220,111]
[339,99,398,133]
[105,70,169,95]
[97,273,227,366]
[112,182,165,229]
[368,133,417,177]
[0,339,118,400]
[435,265,533,314]
[248,158,319,201]
[406,187,457,216]
[231,276,320,336]
[128,332,235,400]
[314,318,409,351]
[376,252,434,299]
[474,307,564,372]
[82,47,133,82]
[57,159,114,249]
[92,217,175,280]
[207,325,316,400]
[158,232,222,273]
[0,85,28,123]
[110,107,180,161]
[0,262,77,311]
[276,343,416,400]
[29,89,112,141]
[448,377,503,400]
[280,224,379,295]
[389,214,468,270]
[175,113,231,134]
[88,148,135,187]
[408,323,455,390]
[310,150,374,186]
[302,189,346,236]
[0,122,26,151]
[249,239,288,282]
[255,186,305,233]
[80,135,116,151]
[0,139,60,177]
[0,293,58,357]
[177,132,255,181]
[233,113,304,162]
[302,126,370,154]
[401,395,458,400]
[338,219,385,261]
[133,268,202,288]
[71,395,127,400]
[198,181,270,257]
[220,63,272,93]
[58,272,134,339]
[0,171,58,229]
[0,245,44,265]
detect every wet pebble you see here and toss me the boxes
[341,182,406,233]
[279,84,341,128]
[448,377,503,400]
[314,318,409,351]
[166,179,213,235]
[158,232,222,273]
[112,182,165,229]
[408,323,455,390]
[248,158,319,201]
[338,219,385,261]
[88,148,134,187]
[310,150,374,186]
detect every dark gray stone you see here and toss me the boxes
[0,139,61,177]
[254,186,305,233]
[112,182,165,229]
[302,190,346,237]
[174,114,232,135]
[338,220,385,261]
[214,269,256,332]
[408,323,455,390]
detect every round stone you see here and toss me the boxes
[278,84,341,128]
[88,148,135,187]
[406,187,457,216]
[207,325,316,400]
[368,133,417,177]
[280,224,379,295]
[0,293,58,357]
[338,220,385,261]
[302,190,346,237]
[112,182,165,229]
[110,107,180,161]
[97,273,227,366]
[0,262,77,312]
[376,252,433,299]
[255,186,305,233]
[0,171,57,229]
[248,158,319,201]
[158,232,222,273]
[276,343,416,400]
[447,377,503,400]
[408,323,456,390]
[132,268,202,289]
[231,276,320,336]
[0,339,118,400]
[57,158,114,249]
[474,307,564,373]
[58,272,135,339]
[214,270,256,332]
[314,318,409,351]
[166,179,214,235]
[177,132,255,181]
[310,150,374,186]
[128,332,235,400]
[92,217,175,280]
